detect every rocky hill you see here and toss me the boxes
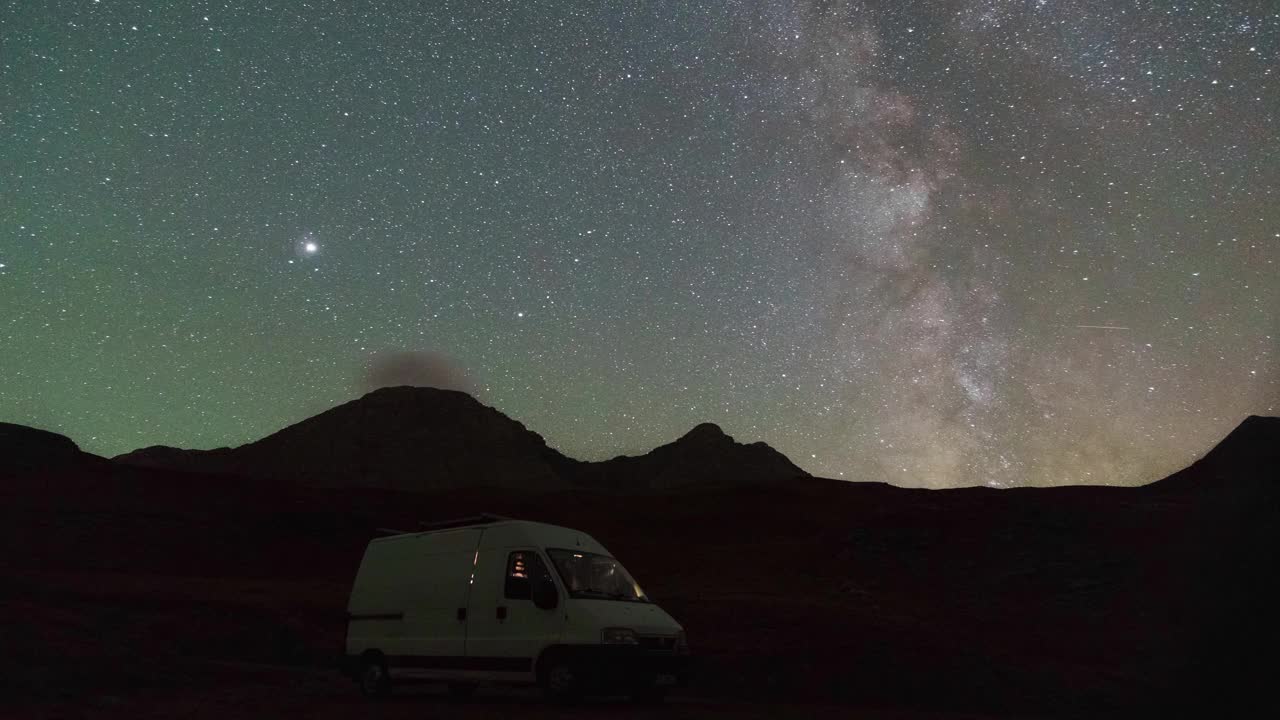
[576,422,809,490]
[0,422,103,477]
[1150,415,1279,495]
[116,387,576,491]
[112,386,808,491]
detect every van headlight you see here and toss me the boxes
[601,627,639,645]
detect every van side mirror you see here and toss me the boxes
[532,580,558,610]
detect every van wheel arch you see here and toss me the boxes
[534,645,562,681]
[536,646,581,701]
[357,649,391,698]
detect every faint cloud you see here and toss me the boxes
[359,350,477,396]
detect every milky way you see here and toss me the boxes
[1,1,1276,487]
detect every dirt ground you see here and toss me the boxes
[13,661,1009,720]
[5,456,1278,718]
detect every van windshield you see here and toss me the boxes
[547,549,649,602]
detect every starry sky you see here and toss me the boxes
[2,1,1276,487]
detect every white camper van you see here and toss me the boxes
[343,515,689,700]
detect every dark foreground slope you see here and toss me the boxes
[2,416,1277,718]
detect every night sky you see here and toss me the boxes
[2,1,1276,487]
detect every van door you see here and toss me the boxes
[394,529,483,664]
[464,548,564,676]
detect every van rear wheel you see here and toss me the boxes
[358,653,391,698]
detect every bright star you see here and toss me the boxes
[304,242,318,254]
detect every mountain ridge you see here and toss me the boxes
[0,421,106,475]
[6,387,1275,493]
[1149,414,1279,495]
[107,386,809,491]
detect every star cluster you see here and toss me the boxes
[1,1,1275,487]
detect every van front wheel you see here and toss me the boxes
[540,658,580,702]
[358,653,391,698]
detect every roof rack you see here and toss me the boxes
[417,513,515,533]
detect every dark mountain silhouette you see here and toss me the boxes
[1151,415,1280,494]
[577,422,809,490]
[12,386,1273,497]
[111,386,809,491]
[0,422,103,476]
[1143,414,1280,713]
[116,387,577,491]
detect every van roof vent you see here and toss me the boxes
[417,513,515,533]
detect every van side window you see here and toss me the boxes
[505,551,549,600]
